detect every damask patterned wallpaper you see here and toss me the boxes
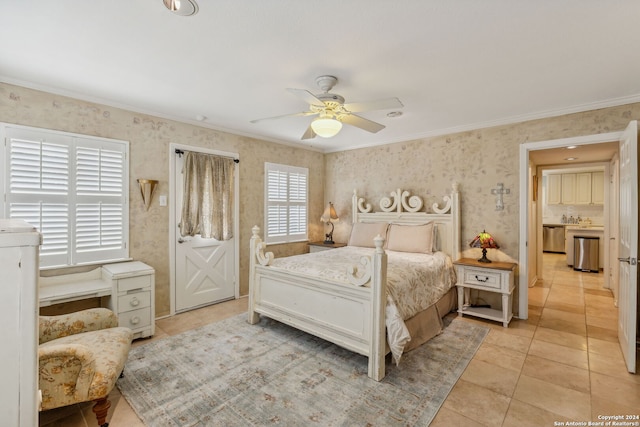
[3,82,639,318]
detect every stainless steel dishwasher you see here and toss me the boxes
[543,225,565,253]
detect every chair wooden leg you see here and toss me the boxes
[92,397,111,427]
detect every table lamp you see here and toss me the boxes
[320,202,339,244]
[469,230,499,263]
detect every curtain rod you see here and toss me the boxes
[174,148,239,163]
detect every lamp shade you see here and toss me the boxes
[320,202,338,222]
[469,230,499,249]
[469,230,499,263]
[311,116,342,138]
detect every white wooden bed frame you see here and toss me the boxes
[248,183,460,381]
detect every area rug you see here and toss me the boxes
[117,313,488,426]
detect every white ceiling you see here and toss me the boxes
[2,1,640,153]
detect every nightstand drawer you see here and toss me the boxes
[117,275,151,292]
[118,291,151,313]
[119,307,151,330]
[463,268,502,290]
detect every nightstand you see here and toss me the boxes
[308,241,347,253]
[454,258,517,327]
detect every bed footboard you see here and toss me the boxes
[248,226,387,381]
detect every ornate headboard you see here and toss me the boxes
[351,183,460,259]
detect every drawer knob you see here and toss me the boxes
[130,297,140,307]
[130,316,140,325]
[475,275,489,283]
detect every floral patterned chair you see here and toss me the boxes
[39,308,133,427]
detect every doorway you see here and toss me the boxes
[169,143,240,315]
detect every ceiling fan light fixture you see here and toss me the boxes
[311,115,342,138]
[163,0,199,16]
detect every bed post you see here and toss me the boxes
[369,235,387,381]
[451,182,461,260]
[248,226,261,324]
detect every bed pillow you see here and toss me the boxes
[348,222,389,248]
[386,222,434,254]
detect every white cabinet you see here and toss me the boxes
[546,171,604,205]
[575,173,592,204]
[546,174,562,204]
[0,220,41,427]
[591,171,605,205]
[102,261,155,339]
[561,173,576,204]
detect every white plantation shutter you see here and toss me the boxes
[2,124,129,268]
[265,163,308,243]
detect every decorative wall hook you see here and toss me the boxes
[137,179,158,211]
[491,183,510,211]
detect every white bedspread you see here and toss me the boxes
[268,246,457,362]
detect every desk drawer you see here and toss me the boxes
[119,307,151,330]
[118,291,151,313]
[462,268,502,290]
[117,275,151,292]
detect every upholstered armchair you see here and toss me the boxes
[39,308,133,427]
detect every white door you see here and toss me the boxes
[618,120,638,374]
[174,150,236,313]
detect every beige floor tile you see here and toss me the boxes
[528,286,549,307]
[587,324,618,342]
[541,307,586,324]
[528,339,589,370]
[589,352,640,384]
[460,358,521,397]
[588,336,623,357]
[538,316,587,336]
[544,300,585,314]
[483,328,532,354]
[503,398,565,427]
[430,406,486,427]
[586,314,618,331]
[521,354,590,393]
[442,379,511,426]
[533,326,587,351]
[473,342,527,372]
[547,285,585,306]
[513,374,591,420]
[590,372,640,409]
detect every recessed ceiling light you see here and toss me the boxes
[566,145,577,149]
[163,0,199,16]
[387,111,403,118]
[565,157,578,161]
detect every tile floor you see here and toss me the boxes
[40,254,639,426]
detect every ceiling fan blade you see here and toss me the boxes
[301,124,317,140]
[343,97,403,113]
[340,114,385,133]
[250,110,317,124]
[287,88,325,106]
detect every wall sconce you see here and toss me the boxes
[137,179,158,211]
[320,202,339,244]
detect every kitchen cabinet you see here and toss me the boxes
[546,171,604,205]
[575,173,592,204]
[546,174,562,204]
[561,173,576,204]
[591,171,604,204]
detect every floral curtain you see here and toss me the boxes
[179,151,235,240]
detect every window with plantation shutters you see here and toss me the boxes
[1,124,129,268]
[264,162,308,244]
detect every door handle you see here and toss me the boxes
[618,257,630,263]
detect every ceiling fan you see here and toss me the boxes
[251,75,403,140]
